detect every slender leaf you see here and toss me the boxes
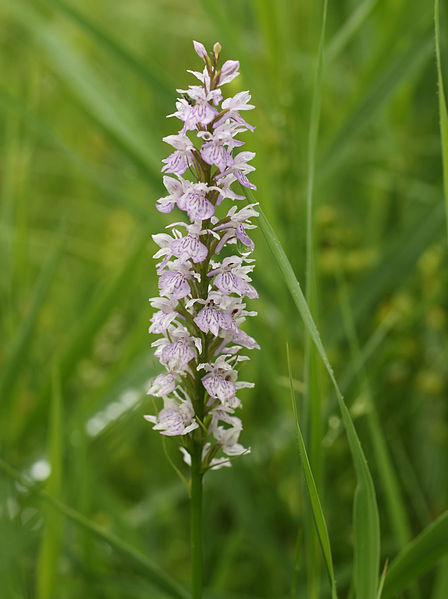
[0,459,189,599]
[11,1,161,182]
[327,0,379,61]
[326,200,445,346]
[435,0,448,239]
[286,344,337,599]
[382,511,448,598]
[319,28,433,180]
[40,0,174,100]
[303,1,328,593]
[0,238,61,409]
[336,266,410,547]
[257,200,380,599]
[0,87,151,221]
[36,369,64,599]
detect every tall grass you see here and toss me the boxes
[0,0,447,597]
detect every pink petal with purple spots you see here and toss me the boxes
[201,143,233,172]
[162,151,188,175]
[235,170,257,190]
[171,235,208,263]
[159,271,191,299]
[180,192,215,221]
[154,409,185,436]
[161,341,196,370]
[202,373,236,401]
[194,305,233,336]
[235,224,254,251]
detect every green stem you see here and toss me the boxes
[190,442,203,599]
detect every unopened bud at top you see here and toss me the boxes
[213,42,222,64]
[193,40,208,61]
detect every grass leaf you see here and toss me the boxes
[435,0,448,239]
[40,0,174,101]
[320,28,433,180]
[36,368,64,599]
[0,238,61,412]
[303,0,328,592]
[11,1,161,182]
[257,201,380,599]
[382,511,448,598]
[0,458,190,599]
[286,344,337,599]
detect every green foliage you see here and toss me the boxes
[0,0,447,598]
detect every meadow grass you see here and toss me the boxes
[0,0,447,598]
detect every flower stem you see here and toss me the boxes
[190,441,203,599]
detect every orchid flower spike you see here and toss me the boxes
[146,40,258,473]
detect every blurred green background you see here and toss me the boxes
[1,0,447,598]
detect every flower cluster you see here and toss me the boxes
[145,40,258,471]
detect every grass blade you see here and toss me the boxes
[303,1,328,593]
[336,266,411,548]
[36,369,64,599]
[43,234,148,396]
[327,0,378,61]
[320,28,433,180]
[382,511,448,598]
[0,459,189,599]
[40,0,173,101]
[286,344,337,599]
[435,0,448,239]
[0,239,61,413]
[11,1,161,182]
[326,200,445,346]
[257,201,380,599]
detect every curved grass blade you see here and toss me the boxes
[327,0,378,62]
[433,557,448,599]
[45,234,148,393]
[336,267,410,548]
[435,0,448,239]
[326,200,445,346]
[286,345,337,599]
[0,458,189,599]
[382,511,448,598]
[319,28,433,181]
[0,87,151,221]
[303,1,328,593]
[256,200,380,599]
[0,237,61,411]
[40,0,173,101]
[21,233,149,441]
[10,1,160,183]
[36,369,63,599]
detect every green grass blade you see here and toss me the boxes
[326,200,445,346]
[376,560,388,599]
[382,511,448,598]
[257,202,380,599]
[327,0,378,61]
[11,1,160,182]
[36,368,63,599]
[0,459,189,599]
[45,234,148,395]
[435,0,448,239]
[0,239,61,411]
[303,1,328,593]
[336,267,410,548]
[40,0,173,101]
[432,557,448,599]
[304,0,327,461]
[0,87,151,221]
[286,345,337,599]
[320,28,433,180]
